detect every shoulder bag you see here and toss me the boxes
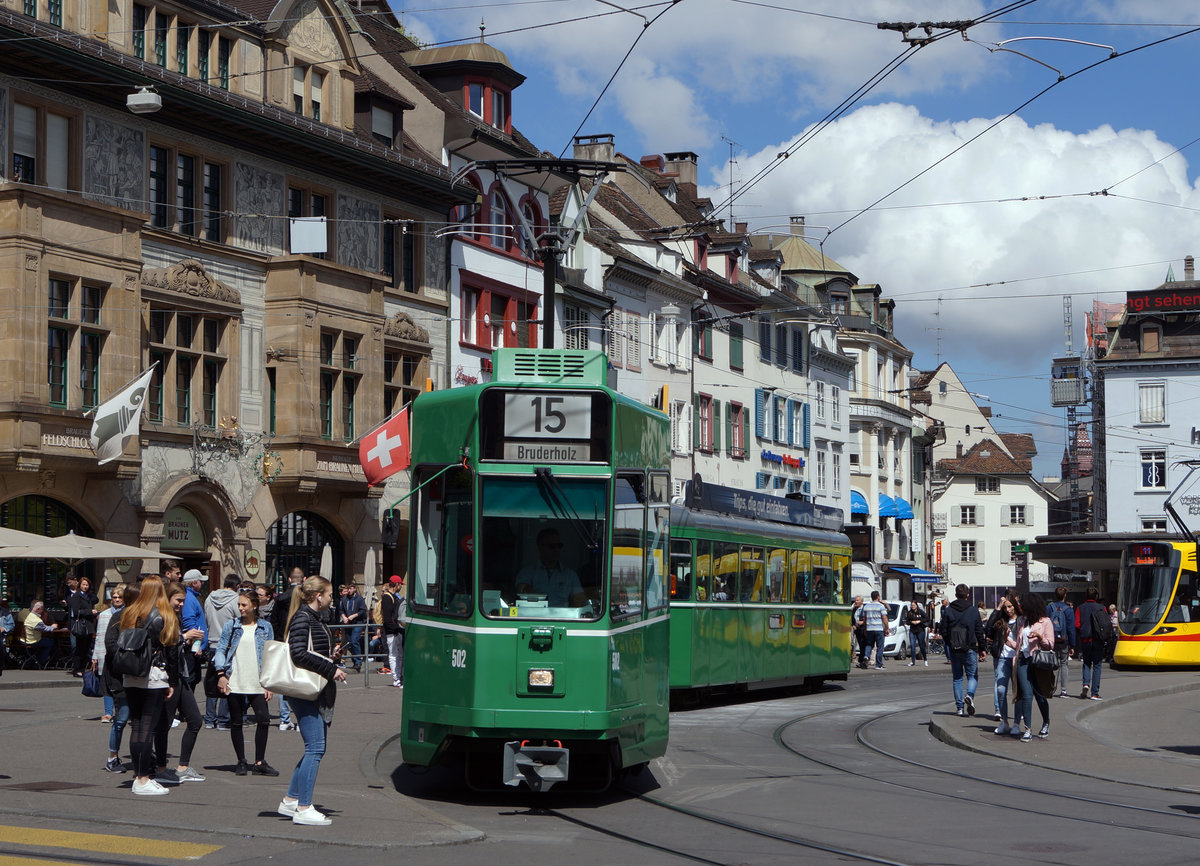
[259,633,327,701]
[1031,648,1059,670]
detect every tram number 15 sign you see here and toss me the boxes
[503,393,592,461]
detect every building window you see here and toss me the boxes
[217,36,231,90]
[47,0,62,25]
[791,327,804,373]
[1009,505,1026,525]
[693,310,712,361]
[1141,449,1167,489]
[12,102,72,189]
[1141,517,1168,532]
[775,323,787,367]
[371,106,395,147]
[46,278,108,410]
[464,79,509,131]
[132,4,148,59]
[146,307,227,429]
[831,386,840,424]
[959,505,977,525]
[729,322,743,370]
[669,399,690,454]
[288,185,329,258]
[384,350,426,418]
[23,0,35,17]
[149,144,224,241]
[1007,540,1026,563]
[459,276,536,351]
[1138,382,1165,424]
[959,540,977,563]
[815,381,826,420]
[832,451,841,492]
[382,219,419,292]
[728,402,746,458]
[154,12,169,66]
[774,396,786,445]
[697,393,714,453]
[817,450,827,490]
[318,330,360,441]
[976,476,999,494]
[197,29,210,81]
[830,293,848,315]
[1141,326,1161,354]
[177,23,191,74]
[758,314,771,362]
[563,304,589,351]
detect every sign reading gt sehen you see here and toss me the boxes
[1128,287,1200,314]
[502,392,592,462]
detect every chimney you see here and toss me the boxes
[573,133,614,163]
[790,215,806,237]
[640,154,665,173]
[663,151,698,191]
[735,221,747,235]
[956,441,963,458]
[1186,255,1195,281]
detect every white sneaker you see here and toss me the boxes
[923,660,928,667]
[293,807,332,826]
[278,799,299,816]
[132,779,168,796]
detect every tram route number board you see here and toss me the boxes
[502,393,591,462]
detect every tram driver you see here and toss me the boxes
[515,528,586,607]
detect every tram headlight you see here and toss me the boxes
[528,668,554,688]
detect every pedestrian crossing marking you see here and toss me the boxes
[0,824,221,860]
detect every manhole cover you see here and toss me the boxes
[2,781,97,792]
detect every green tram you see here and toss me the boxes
[667,480,853,693]
[399,349,672,791]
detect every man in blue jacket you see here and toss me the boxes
[1045,585,1076,697]
[182,570,209,651]
[941,583,987,717]
[339,582,368,673]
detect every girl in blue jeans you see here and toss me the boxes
[277,577,346,826]
[990,597,1018,735]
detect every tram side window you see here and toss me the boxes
[670,539,692,601]
[792,551,811,603]
[694,539,712,601]
[767,548,787,603]
[741,545,763,602]
[411,466,474,615]
[611,472,646,620]
[646,473,670,611]
[1167,571,1196,623]
[833,555,850,605]
[812,562,833,603]
[712,540,738,601]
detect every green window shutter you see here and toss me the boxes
[712,400,721,453]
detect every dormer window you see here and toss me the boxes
[830,293,848,315]
[696,238,708,270]
[293,64,325,121]
[371,106,394,147]
[463,79,510,132]
[1141,324,1161,354]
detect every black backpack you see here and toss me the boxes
[1090,606,1115,642]
[110,623,153,678]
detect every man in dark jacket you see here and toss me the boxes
[1076,585,1107,700]
[339,582,367,672]
[940,583,987,717]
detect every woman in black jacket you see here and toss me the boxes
[69,576,99,676]
[118,576,179,795]
[278,577,346,826]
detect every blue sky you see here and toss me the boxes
[396,1,1200,478]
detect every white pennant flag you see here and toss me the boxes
[89,365,157,465]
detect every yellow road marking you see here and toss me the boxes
[0,825,221,860]
[0,857,89,866]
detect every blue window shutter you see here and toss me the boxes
[785,399,795,445]
[755,388,765,438]
[802,402,811,448]
[756,472,769,490]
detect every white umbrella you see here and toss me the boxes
[0,526,61,548]
[319,543,333,581]
[363,545,376,600]
[0,530,162,564]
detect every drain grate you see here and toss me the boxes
[2,781,97,792]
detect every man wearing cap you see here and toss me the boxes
[381,576,406,687]
[181,570,209,651]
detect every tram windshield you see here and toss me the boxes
[479,475,606,621]
[1118,545,1183,635]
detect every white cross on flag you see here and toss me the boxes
[358,407,411,487]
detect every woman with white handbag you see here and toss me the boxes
[214,589,277,778]
[277,577,346,826]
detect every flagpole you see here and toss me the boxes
[82,360,160,419]
[344,399,413,449]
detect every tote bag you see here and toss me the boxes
[259,635,327,701]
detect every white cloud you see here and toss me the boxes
[714,103,1200,372]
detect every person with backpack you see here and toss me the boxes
[1045,586,1076,698]
[940,583,986,716]
[1075,585,1111,700]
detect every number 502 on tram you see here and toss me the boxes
[399,349,672,791]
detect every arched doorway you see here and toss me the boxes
[1,496,94,609]
[265,511,343,590]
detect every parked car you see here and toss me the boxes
[882,602,912,660]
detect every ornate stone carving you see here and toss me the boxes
[83,116,144,207]
[336,194,380,272]
[142,259,242,305]
[233,162,285,254]
[25,253,38,271]
[286,0,340,60]
[384,311,429,344]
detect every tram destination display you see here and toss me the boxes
[501,391,592,462]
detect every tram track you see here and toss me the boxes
[772,699,1200,844]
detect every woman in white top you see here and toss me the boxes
[92,586,125,723]
[989,597,1019,735]
[214,590,277,777]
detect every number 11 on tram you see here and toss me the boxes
[399,349,672,791]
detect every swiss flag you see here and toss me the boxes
[359,407,411,487]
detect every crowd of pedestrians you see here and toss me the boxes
[65,560,401,828]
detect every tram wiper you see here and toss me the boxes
[533,466,599,552]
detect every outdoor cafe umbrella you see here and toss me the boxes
[362,545,376,605]
[0,530,163,565]
[319,543,333,581]
[0,526,64,548]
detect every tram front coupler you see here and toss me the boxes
[503,739,569,792]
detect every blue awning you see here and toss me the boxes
[887,566,942,583]
[850,490,869,515]
[894,496,914,520]
[878,493,899,517]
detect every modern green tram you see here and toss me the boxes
[399,349,672,791]
[667,481,853,693]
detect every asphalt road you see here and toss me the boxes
[4,661,1200,865]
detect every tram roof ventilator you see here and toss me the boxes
[494,348,609,386]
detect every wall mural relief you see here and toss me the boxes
[336,194,379,273]
[234,163,285,254]
[0,89,8,180]
[83,116,145,208]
